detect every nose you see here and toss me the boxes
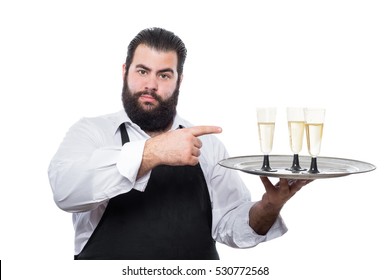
[144,75,158,92]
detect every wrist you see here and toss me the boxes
[141,139,161,169]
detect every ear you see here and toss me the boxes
[122,63,127,80]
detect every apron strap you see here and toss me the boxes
[119,123,130,145]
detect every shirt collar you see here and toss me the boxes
[110,110,132,136]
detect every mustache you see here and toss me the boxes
[134,90,163,102]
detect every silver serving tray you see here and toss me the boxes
[219,155,376,179]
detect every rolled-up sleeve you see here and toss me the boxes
[48,118,147,213]
[214,201,288,248]
[116,140,151,192]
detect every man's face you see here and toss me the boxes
[122,44,182,132]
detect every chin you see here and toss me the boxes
[140,103,158,111]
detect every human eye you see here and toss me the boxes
[159,72,172,80]
[137,69,148,76]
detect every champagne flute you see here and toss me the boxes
[286,107,306,172]
[256,107,277,172]
[304,108,325,173]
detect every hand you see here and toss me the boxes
[260,177,313,210]
[249,177,313,235]
[137,126,222,178]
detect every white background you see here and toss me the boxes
[1,0,389,279]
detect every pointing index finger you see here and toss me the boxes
[187,126,222,137]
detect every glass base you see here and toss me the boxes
[261,155,277,172]
[286,154,307,173]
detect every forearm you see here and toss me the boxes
[249,200,283,235]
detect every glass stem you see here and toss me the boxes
[291,154,302,171]
[261,155,273,172]
[308,157,319,173]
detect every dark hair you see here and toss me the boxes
[124,27,187,78]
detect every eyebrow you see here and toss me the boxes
[135,64,175,74]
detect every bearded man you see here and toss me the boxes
[48,27,311,260]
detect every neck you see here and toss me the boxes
[145,121,173,138]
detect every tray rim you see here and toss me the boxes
[218,154,376,179]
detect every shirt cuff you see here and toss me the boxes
[233,202,288,248]
[116,140,151,192]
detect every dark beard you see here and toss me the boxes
[121,82,179,132]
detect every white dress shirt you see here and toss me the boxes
[48,110,287,255]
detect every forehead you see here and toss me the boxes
[131,44,178,72]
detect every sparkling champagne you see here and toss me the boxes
[257,122,275,154]
[305,123,324,156]
[288,121,305,154]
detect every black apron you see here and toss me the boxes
[75,123,219,260]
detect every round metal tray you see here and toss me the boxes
[218,155,376,179]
